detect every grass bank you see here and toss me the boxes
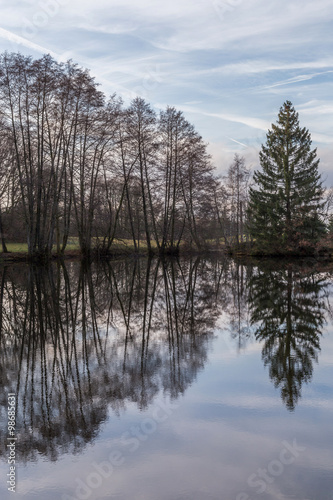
[0,239,223,263]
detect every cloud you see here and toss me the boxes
[257,71,333,90]
[204,59,333,76]
[298,100,333,116]
[0,0,332,179]
[311,133,333,145]
[179,105,271,132]
[76,23,138,36]
[0,27,59,58]
[226,137,248,148]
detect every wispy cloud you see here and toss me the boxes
[180,105,271,132]
[0,0,332,177]
[226,137,248,148]
[257,71,333,90]
[0,27,59,58]
[204,59,333,76]
[298,100,333,115]
[76,22,138,36]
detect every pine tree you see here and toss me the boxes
[248,101,325,254]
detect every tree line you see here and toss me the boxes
[0,53,330,258]
[0,52,231,257]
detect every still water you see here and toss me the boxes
[0,257,332,500]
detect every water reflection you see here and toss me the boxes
[224,262,252,350]
[0,258,331,466]
[0,258,225,463]
[248,262,331,411]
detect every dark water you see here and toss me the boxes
[0,257,332,500]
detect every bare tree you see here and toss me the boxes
[0,52,226,258]
[224,154,251,247]
[126,98,159,254]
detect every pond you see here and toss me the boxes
[0,257,332,500]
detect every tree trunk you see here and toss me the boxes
[0,209,8,253]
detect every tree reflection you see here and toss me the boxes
[1,257,331,463]
[224,261,252,350]
[0,257,225,462]
[248,263,329,411]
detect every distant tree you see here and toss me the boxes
[248,101,325,254]
[213,179,229,246]
[224,154,251,247]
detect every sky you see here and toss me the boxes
[0,0,332,181]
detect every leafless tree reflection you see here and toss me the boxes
[0,258,225,462]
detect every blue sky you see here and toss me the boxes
[0,0,332,180]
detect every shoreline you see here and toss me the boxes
[0,246,225,264]
[1,245,333,265]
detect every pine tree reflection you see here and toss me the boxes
[248,263,329,411]
[0,258,224,463]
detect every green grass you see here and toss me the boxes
[1,237,219,257]
[4,243,29,253]
[1,241,81,254]
[1,238,151,255]
[58,239,80,252]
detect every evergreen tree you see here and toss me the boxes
[248,101,325,253]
